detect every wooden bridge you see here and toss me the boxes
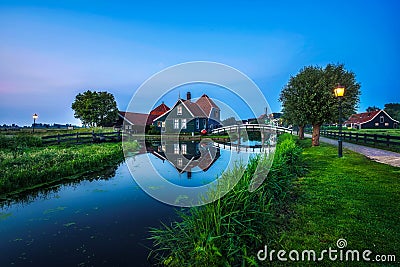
[211,124,292,135]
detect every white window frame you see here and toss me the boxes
[177,105,182,115]
[174,119,179,129]
[385,122,389,127]
[177,158,183,167]
[181,144,187,154]
[375,122,379,126]
[196,118,199,129]
[380,116,384,123]
[174,143,180,154]
[181,119,187,129]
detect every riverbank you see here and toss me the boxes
[149,135,400,266]
[150,133,304,266]
[0,136,129,198]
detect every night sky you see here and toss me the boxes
[1,0,399,126]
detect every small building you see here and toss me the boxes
[153,92,221,134]
[344,110,399,129]
[116,103,171,133]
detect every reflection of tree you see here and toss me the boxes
[0,164,120,209]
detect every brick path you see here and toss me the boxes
[304,134,400,167]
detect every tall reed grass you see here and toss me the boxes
[149,133,304,266]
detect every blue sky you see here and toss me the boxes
[0,0,399,126]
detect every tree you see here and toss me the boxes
[280,64,361,146]
[366,106,380,112]
[384,103,400,122]
[72,90,118,127]
[221,117,237,126]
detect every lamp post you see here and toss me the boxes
[334,84,345,157]
[32,113,38,133]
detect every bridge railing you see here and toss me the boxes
[211,124,292,135]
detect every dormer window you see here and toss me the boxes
[177,105,182,115]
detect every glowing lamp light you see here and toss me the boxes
[334,84,345,98]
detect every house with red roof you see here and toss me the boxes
[116,102,170,133]
[152,92,222,134]
[344,110,399,129]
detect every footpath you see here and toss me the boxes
[304,134,400,167]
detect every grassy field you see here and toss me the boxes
[0,133,132,197]
[279,139,400,265]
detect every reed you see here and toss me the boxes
[149,133,304,266]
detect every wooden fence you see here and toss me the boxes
[41,131,121,145]
[320,130,400,148]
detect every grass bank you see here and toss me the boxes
[279,139,400,265]
[149,134,304,266]
[0,134,132,197]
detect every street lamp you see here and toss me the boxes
[32,113,38,133]
[334,84,345,157]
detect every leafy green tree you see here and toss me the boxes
[221,117,237,126]
[280,64,361,146]
[72,90,118,127]
[384,103,400,122]
[366,106,380,112]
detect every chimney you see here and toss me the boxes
[187,92,191,101]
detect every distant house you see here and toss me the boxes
[153,92,221,134]
[117,102,170,133]
[344,110,399,129]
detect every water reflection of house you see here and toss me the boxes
[153,92,222,134]
[150,141,221,179]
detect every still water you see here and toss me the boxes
[0,140,264,266]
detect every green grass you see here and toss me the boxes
[149,134,304,266]
[0,142,126,197]
[149,136,399,266]
[279,139,400,265]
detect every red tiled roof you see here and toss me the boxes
[344,110,380,125]
[182,100,207,117]
[150,103,170,116]
[195,94,219,117]
[118,111,156,126]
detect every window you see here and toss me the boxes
[196,118,199,129]
[157,121,162,127]
[375,122,379,126]
[174,143,180,154]
[174,119,179,129]
[203,119,207,129]
[177,105,182,115]
[181,119,187,129]
[181,144,187,154]
[385,122,389,127]
[380,116,384,123]
[162,121,166,128]
[177,158,183,167]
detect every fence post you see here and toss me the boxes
[387,134,390,147]
[374,134,377,146]
[356,132,359,142]
[92,130,95,143]
[57,133,60,144]
[364,134,367,144]
[76,132,79,144]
